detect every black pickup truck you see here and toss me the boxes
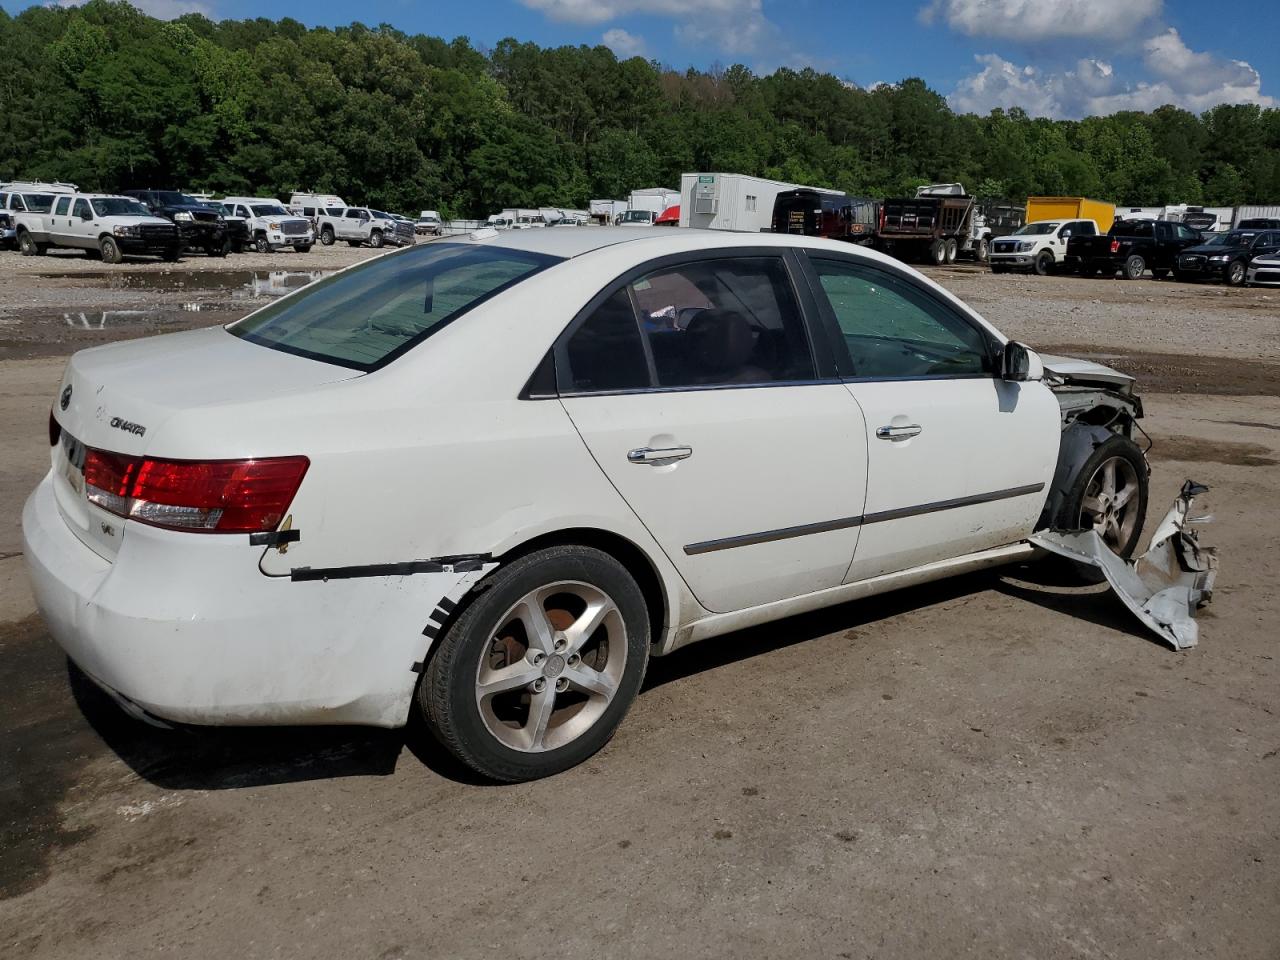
[124,189,229,256]
[1066,218,1203,280]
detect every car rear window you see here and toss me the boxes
[230,243,560,370]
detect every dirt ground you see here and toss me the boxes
[1,245,1277,959]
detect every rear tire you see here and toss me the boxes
[99,236,123,264]
[944,238,958,263]
[1123,254,1145,280]
[420,545,650,783]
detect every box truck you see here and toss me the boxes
[1025,197,1115,233]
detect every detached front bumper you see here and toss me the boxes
[22,472,468,728]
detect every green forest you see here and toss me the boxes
[1,1,1279,217]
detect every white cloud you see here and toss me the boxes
[50,0,211,17]
[921,0,1162,41]
[948,34,1274,119]
[521,0,789,64]
[602,27,647,58]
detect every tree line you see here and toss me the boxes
[1,1,1278,218]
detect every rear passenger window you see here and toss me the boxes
[561,257,816,393]
[55,197,71,216]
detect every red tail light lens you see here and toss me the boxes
[1110,239,1120,254]
[83,451,308,533]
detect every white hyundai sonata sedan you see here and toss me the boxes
[24,227,1155,781]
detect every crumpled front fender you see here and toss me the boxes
[1031,480,1219,650]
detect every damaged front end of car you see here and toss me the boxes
[1031,355,1219,650]
[1032,481,1219,650]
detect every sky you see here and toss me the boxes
[18,0,1280,119]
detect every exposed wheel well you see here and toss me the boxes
[493,528,668,648]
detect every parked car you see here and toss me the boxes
[124,189,229,257]
[990,219,1100,275]
[221,197,314,253]
[1246,250,1280,287]
[316,207,414,248]
[0,181,77,249]
[26,228,1172,782]
[14,193,180,262]
[415,210,443,236]
[1175,229,1280,286]
[1066,219,1203,280]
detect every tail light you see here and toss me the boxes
[1110,239,1121,254]
[83,450,308,533]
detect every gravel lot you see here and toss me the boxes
[1,245,1277,959]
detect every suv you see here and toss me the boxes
[14,193,180,262]
[316,207,414,248]
[1175,229,1280,286]
[990,219,1099,275]
[1,182,77,249]
[124,189,229,257]
[221,197,314,253]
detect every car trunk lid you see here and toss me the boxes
[50,326,359,560]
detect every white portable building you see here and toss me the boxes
[678,173,840,232]
[1234,205,1280,227]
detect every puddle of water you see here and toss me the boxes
[37,270,328,299]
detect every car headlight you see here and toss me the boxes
[216,215,225,223]
[1208,254,1229,262]
[1017,241,1035,252]
[173,211,194,222]
[268,222,280,230]
[113,225,140,237]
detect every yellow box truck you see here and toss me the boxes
[1025,197,1115,233]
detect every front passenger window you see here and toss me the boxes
[72,199,90,219]
[809,258,990,379]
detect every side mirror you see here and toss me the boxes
[1001,341,1044,382]
[80,210,93,221]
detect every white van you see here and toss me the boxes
[289,193,347,220]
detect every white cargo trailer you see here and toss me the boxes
[678,173,838,232]
[628,187,680,216]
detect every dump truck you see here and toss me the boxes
[1026,197,1115,234]
[875,183,977,264]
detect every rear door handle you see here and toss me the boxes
[876,424,922,442]
[628,446,693,464]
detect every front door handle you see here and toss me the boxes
[876,424,922,442]
[628,446,693,464]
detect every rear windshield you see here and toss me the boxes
[230,243,560,370]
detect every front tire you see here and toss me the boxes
[1034,251,1053,276]
[319,226,334,246]
[18,231,43,257]
[99,236,123,264]
[1226,261,1246,287]
[370,229,385,249]
[1055,433,1149,564]
[254,235,271,254]
[420,545,650,782]
[976,237,989,263]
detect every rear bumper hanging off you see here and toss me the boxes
[1031,480,1219,650]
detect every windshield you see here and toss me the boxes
[230,243,560,370]
[91,198,151,217]
[19,193,55,213]
[154,191,200,206]
[1014,222,1060,236]
[622,211,652,223]
[372,210,394,220]
[251,203,288,217]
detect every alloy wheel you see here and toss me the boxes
[1079,455,1141,553]
[474,581,626,753]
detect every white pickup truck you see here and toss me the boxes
[1,182,77,249]
[13,193,181,263]
[221,197,315,253]
[989,219,1101,275]
[316,207,415,248]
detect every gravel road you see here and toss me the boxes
[1,245,1277,960]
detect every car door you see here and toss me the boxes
[69,198,96,248]
[799,254,1061,582]
[49,196,74,244]
[557,251,869,614]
